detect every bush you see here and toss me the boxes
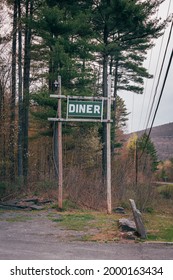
[158,185,173,200]
[0,182,6,198]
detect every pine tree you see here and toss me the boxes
[91,0,167,178]
[137,133,158,172]
[31,0,95,94]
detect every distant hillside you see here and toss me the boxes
[127,122,173,161]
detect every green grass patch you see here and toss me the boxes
[5,215,33,223]
[51,210,122,242]
[52,209,173,242]
[163,227,173,242]
[144,212,173,242]
[147,227,173,242]
[52,213,95,231]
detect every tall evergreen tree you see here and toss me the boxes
[91,0,167,177]
[32,0,95,94]
[137,133,158,172]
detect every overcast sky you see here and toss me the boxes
[119,0,173,133]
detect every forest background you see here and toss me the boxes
[0,0,172,212]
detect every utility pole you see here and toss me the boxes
[54,76,63,209]
[107,74,112,214]
[135,139,138,187]
[57,76,63,209]
[53,79,58,179]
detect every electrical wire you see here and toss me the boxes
[145,19,173,130]
[137,0,172,132]
[147,48,173,138]
[137,1,173,157]
[139,47,173,159]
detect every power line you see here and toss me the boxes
[143,0,172,129]
[138,0,172,132]
[139,47,173,159]
[146,48,173,138]
[145,19,173,130]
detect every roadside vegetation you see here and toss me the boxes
[50,194,173,243]
[1,192,173,243]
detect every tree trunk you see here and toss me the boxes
[9,0,17,181]
[17,0,23,178]
[0,81,3,152]
[0,80,5,179]
[102,18,109,180]
[23,0,33,183]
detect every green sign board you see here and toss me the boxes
[67,100,103,119]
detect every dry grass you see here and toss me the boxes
[50,197,173,243]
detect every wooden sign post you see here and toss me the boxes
[48,75,114,213]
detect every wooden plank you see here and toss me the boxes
[50,95,115,101]
[48,118,113,123]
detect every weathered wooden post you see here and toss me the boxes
[129,199,147,239]
[57,76,63,209]
[106,74,112,214]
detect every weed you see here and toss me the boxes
[62,199,79,210]
[145,207,154,214]
[51,200,79,212]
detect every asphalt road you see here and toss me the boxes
[0,210,173,260]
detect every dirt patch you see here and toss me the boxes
[0,209,103,242]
